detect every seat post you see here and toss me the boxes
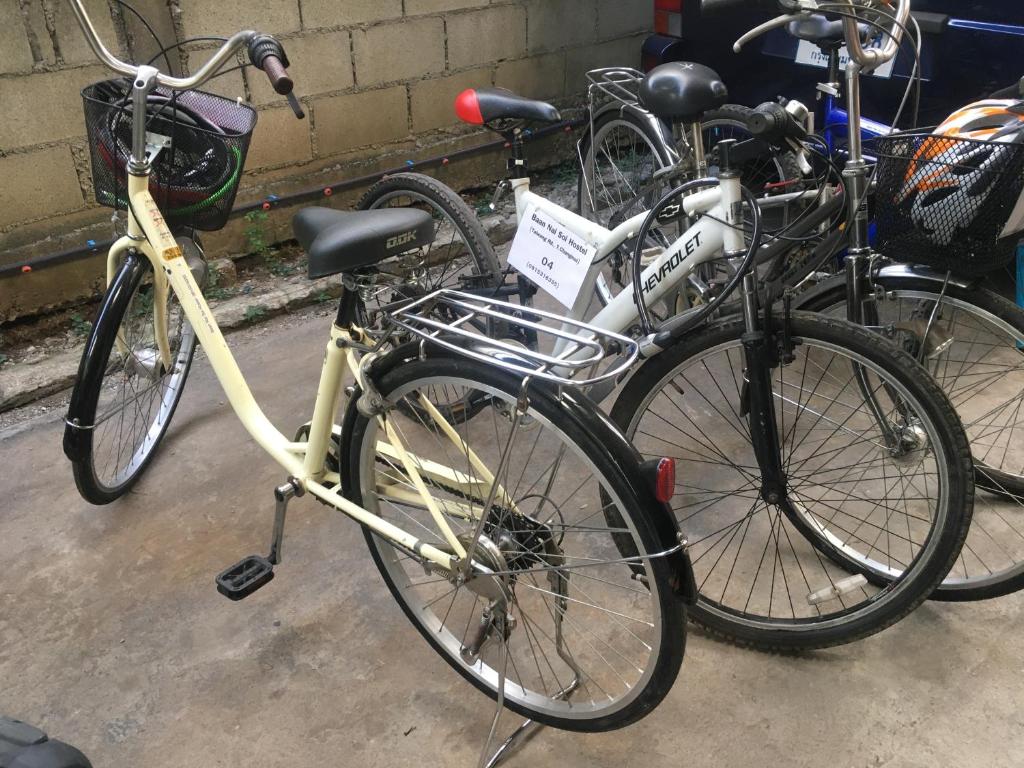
[335,280,362,327]
[688,122,707,177]
[506,127,528,179]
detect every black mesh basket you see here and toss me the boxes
[873,130,1024,275]
[82,79,257,232]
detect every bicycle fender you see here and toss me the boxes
[557,386,697,604]
[63,252,149,463]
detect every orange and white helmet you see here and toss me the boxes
[896,100,1024,245]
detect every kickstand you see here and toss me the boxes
[478,716,544,768]
[475,603,581,768]
[477,617,545,768]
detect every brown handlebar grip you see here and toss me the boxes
[263,55,293,96]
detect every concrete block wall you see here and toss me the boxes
[0,0,652,320]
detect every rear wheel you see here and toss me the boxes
[343,354,685,731]
[796,273,1024,600]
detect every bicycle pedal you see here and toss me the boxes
[215,555,275,601]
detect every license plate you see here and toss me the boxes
[794,39,896,79]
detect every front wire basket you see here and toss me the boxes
[82,78,257,232]
[873,130,1024,274]
[387,289,639,387]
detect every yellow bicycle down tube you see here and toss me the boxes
[128,179,305,479]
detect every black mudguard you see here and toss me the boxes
[62,252,148,463]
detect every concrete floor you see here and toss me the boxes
[3,304,1024,768]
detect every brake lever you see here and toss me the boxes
[286,91,306,120]
[786,138,813,176]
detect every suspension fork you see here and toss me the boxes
[740,273,788,504]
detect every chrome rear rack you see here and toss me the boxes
[585,67,645,108]
[386,289,638,387]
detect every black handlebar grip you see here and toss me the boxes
[262,54,293,95]
[747,102,788,138]
[247,34,294,95]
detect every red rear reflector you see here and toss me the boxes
[654,457,676,503]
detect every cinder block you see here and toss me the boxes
[496,52,567,101]
[301,0,402,30]
[314,86,408,156]
[46,0,120,66]
[0,146,84,229]
[353,17,444,86]
[117,0,181,75]
[565,34,644,93]
[248,31,352,104]
[201,66,247,103]
[0,65,107,150]
[597,0,654,39]
[527,0,596,53]
[405,0,490,14]
[246,106,313,169]
[0,0,35,73]
[182,0,300,37]
[411,67,493,132]
[447,5,527,69]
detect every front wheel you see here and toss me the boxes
[611,312,973,650]
[341,353,685,731]
[795,273,1024,600]
[64,249,196,504]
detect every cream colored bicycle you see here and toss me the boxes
[59,0,693,733]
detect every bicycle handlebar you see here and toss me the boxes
[731,0,909,71]
[839,0,908,68]
[67,0,296,97]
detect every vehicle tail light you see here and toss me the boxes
[655,0,684,37]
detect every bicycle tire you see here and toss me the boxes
[577,107,677,310]
[795,272,1024,600]
[64,250,196,504]
[357,171,500,297]
[342,351,686,731]
[577,105,804,309]
[358,172,503,421]
[610,311,973,650]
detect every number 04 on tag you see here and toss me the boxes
[507,205,597,309]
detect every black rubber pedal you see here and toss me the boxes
[215,555,274,601]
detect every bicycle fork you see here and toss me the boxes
[738,274,787,505]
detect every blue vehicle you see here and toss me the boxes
[643,0,1024,127]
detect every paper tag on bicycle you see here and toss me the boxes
[795,39,895,79]
[507,205,596,309]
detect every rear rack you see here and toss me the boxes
[386,289,638,387]
[585,67,645,109]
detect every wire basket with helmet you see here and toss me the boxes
[82,77,257,232]
[873,99,1024,275]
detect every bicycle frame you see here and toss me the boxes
[510,171,746,352]
[110,156,506,572]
